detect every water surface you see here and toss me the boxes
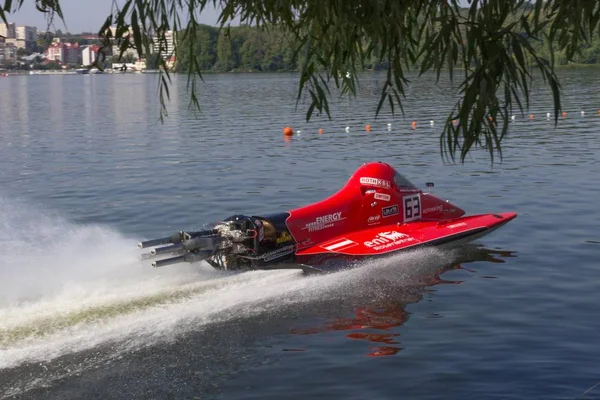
[0,70,599,399]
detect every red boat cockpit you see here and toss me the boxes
[284,162,465,249]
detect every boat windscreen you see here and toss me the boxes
[393,171,417,190]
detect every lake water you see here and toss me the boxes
[0,70,599,399]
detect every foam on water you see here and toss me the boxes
[0,196,454,375]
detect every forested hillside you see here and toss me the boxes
[175,22,600,73]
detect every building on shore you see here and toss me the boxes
[45,41,63,62]
[16,26,37,42]
[0,23,37,51]
[0,22,16,39]
[0,38,17,63]
[108,26,138,60]
[64,42,81,64]
[152,30,175,59]
[106,26,176,68]
[82,45,101,66]
[43,40,81,65]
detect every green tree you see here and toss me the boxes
[36,32,54,53]
[44,61,61,70]
[16,47,29,57]
[175,25,219,72]
[2,0,600,161]
[214,30,235,72]
[239,28,266,71]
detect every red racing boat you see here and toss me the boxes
[139,161,517,273]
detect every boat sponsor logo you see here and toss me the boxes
[365,189,376,194]
[403,194,421,222]
[446,222,467,229]
[262,244,296,262]
[374,193,391,202]
[276,231,293,244]
[382,204,399,218]
[303,212,345,232]
[360,177,391,189]
[367,215,381,225]
[321,238,358,252]
[423,205,443,215]
[364,231,415,250]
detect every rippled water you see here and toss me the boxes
[0,70,599,399]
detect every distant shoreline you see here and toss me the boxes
[2,63,600,77]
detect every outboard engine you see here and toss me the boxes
[204,215,263,270]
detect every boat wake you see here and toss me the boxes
[0,196,459,398]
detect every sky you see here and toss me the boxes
[7,0,223,33]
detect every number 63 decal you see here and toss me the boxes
[403,194,421,222]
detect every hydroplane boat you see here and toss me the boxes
[138,162,517,273]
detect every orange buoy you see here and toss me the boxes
[411,121,417,130]
[366,124,371,132]
[561,111,567,118]
[318,128,324,135]
[283,126,294,136]
[529,114,535,120]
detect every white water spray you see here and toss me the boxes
[0,196,455,374]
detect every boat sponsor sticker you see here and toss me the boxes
[403,194,421,222]
[367,215,381,225]
[382,204,399,218]
[303,212,345,232]
[262,244,296,262]
[422,205,443,215]
[321,238,358,252]
[360,177,391,189]
[374,193,391,202]
[364,231,415,251]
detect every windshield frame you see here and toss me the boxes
[393,171,417,191]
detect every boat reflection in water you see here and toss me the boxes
[290,245,516,357]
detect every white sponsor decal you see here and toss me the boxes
[364,231,415,251]
[303,212,344,232]
[423,205,443,215]
[374,193,391,202]
[367,215,381,225]
[322,238,358,252]
[446,222,467,229]
[382,204,399,217]
[262,244,296,261]
[360,177,391,189]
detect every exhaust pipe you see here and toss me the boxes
[152,250,214,268]
[138,229,218,249]
[151,243,185,256]
[138,232,184,249]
